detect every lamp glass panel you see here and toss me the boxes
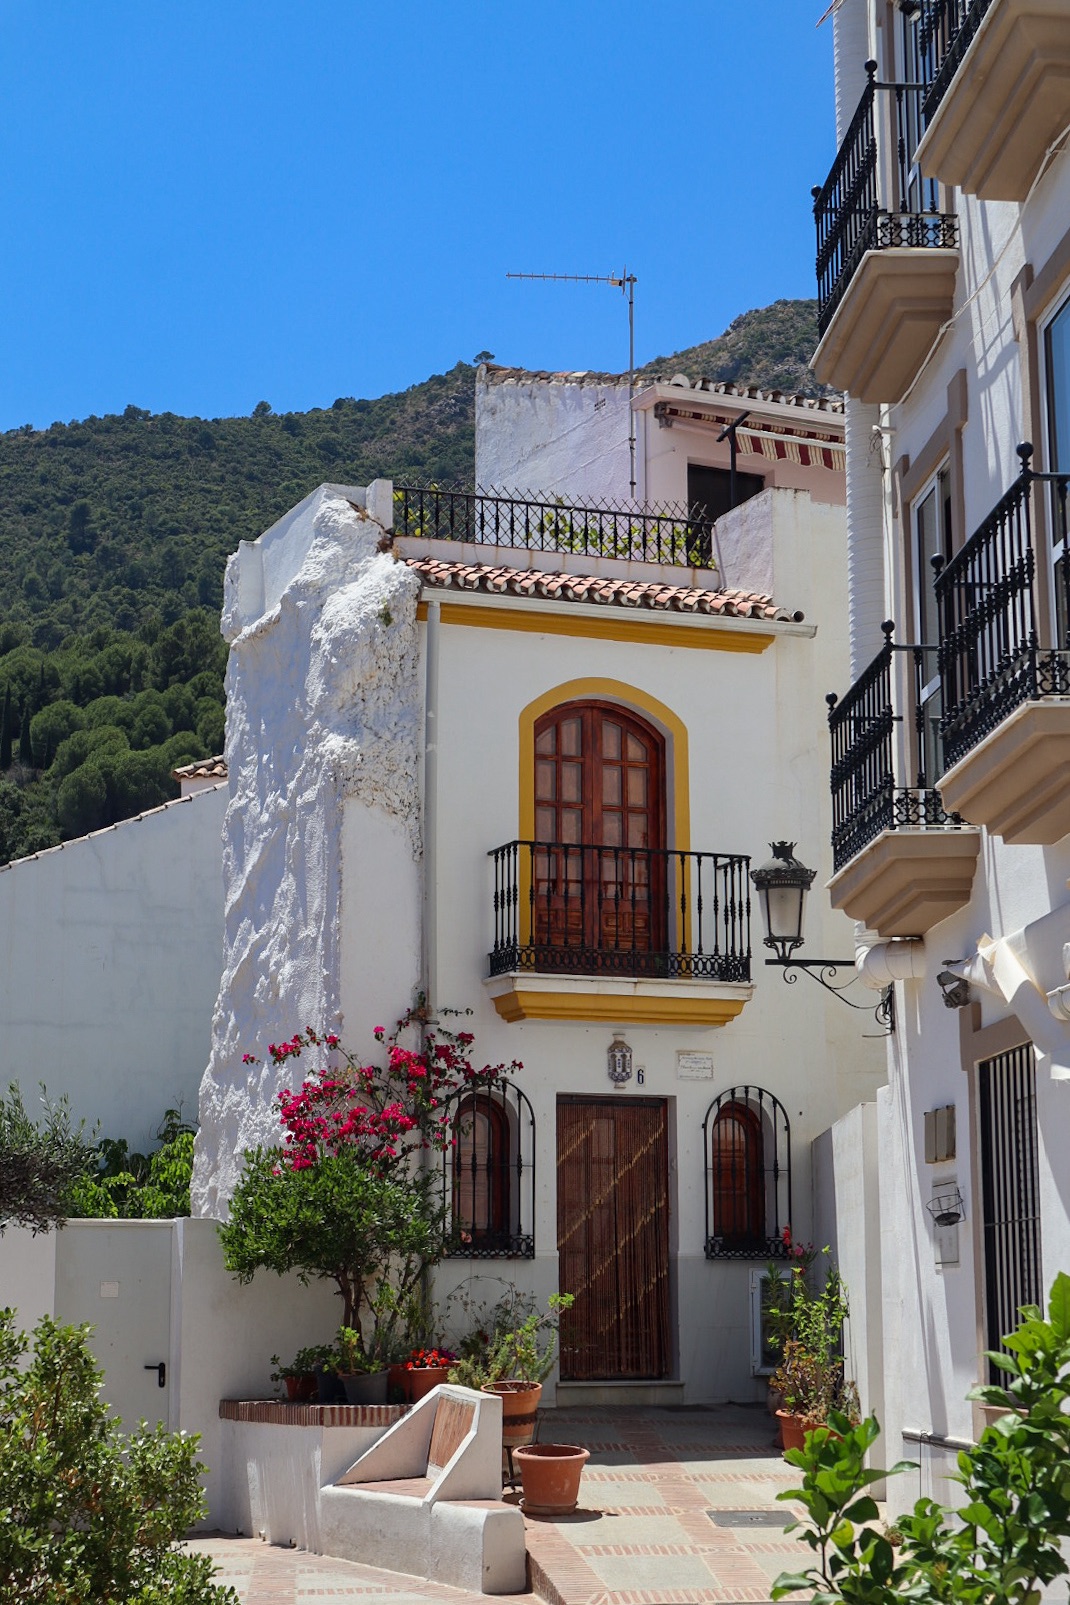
[764,883,805,945]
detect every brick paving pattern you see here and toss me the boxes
[189,1405,802,1605]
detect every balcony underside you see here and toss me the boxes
[827,827,980,937]
[938,700,1070,844]
[812,248,959,404]
[916,0,1070,201]
[484,971,753,1026]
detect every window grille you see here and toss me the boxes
[978,1043,1041,1379]
[442,1080,535,1259]
[703,1086,791,1259]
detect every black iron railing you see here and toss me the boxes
[935,446,1070,769]
[394,484,716,568]
[488,840,751,983]
[913,0,994,122]
[813,62,958,335]
[827,622,959,872]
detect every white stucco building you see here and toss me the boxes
[813,0,1070,1511]
[191,372,887,1407]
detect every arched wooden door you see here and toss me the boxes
[533,701,666,964]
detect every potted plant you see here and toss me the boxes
[448,1291,573,1451]
[401,1344,458,1403]
[333,1325,390,1405]
[269,1343,323,1402]
[770,1260,860,1453]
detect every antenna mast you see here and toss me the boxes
[506,269,638,499]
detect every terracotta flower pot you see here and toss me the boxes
[775,1409,837,1454]
[482,1380,542,1449]
[284,1373,317,1403]
[514,1443,589,1515]
[407,1365,451,1402]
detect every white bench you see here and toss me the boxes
[320,1384,526,1594]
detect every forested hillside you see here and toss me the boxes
[0,298,826,866]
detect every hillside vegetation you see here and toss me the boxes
[0,298,825,865]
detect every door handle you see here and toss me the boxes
[144,1362,166,1388]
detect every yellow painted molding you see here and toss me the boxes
[489,987,750,1026]
[415,598,774,653]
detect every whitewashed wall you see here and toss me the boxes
[475,371,632,502]
[0,785,226,1149]
[192,483,423,1217]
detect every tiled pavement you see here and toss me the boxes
[189,1405,804,1605]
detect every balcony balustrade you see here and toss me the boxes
[826,623,976,935]
[935,447,1070,842]
[911,0,1070,201]
[811,62,958,403]
[394,484,715,569]
[488,839,751,987]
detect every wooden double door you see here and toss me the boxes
[534,702,666,961]
[556,1098,671,1380]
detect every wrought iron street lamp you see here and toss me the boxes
[750,842,893,1029]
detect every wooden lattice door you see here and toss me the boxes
[533,702,666,961]
[556,1097,670,1380]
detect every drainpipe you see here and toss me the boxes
[855,938,926,989]
[423,599,441,1011]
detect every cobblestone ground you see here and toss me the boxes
[190,1405,802,1605]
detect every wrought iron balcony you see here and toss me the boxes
[912,0,994,123]
[826,624,977,935]
[811,63,958,402]
[814,63,957,338]
[935,448,1070,771]
[908,0,1070,200]
[827,624,956,874]
[488,840,751,983]
[394,484,715,569]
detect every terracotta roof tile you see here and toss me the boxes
[172,757,228,782]
[404,557,802,622]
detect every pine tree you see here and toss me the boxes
[0,684,11,770]
[18,698,33,768]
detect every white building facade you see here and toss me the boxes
[193,374,886,1406]
[815,0,1070,1510]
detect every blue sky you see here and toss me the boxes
[0,2,836,431]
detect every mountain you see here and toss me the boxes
[638,299,831,398]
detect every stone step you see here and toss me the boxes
[550,1379,687,1408]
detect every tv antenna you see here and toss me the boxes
[507,269,638,499]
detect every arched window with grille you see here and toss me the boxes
[443,1081,535,1258]
[703,1086,791,1259]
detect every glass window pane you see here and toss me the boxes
[562,762,582,804]
[602,766,621,805]
[535,726,556,755]
[626,732,646,762]
[602,721,621,759]
[535,760,556,801]
[627,768,647,807]
[561,717,582,757]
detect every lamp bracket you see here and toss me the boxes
[765,957,895,1033]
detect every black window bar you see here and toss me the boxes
[934,445,1070,770]
[703,1086,791,1260]
[813,62,957,338]
[393,483,715,569]
[978,1042,1040,1382]
[827,621,959,873]
[441,1079,535,1259]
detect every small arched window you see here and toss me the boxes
[703,1086,791,1259]
[444,1082,535,1259]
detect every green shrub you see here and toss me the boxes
[0,1310,237,1603]
[70,1107,195,1220]
[773,1271,1070,1604]
[0,1082,96,1233]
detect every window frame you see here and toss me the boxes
[443,1080,536,1260]
[703,1086,792,1261]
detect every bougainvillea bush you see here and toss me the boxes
[219,1005,520,1366]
